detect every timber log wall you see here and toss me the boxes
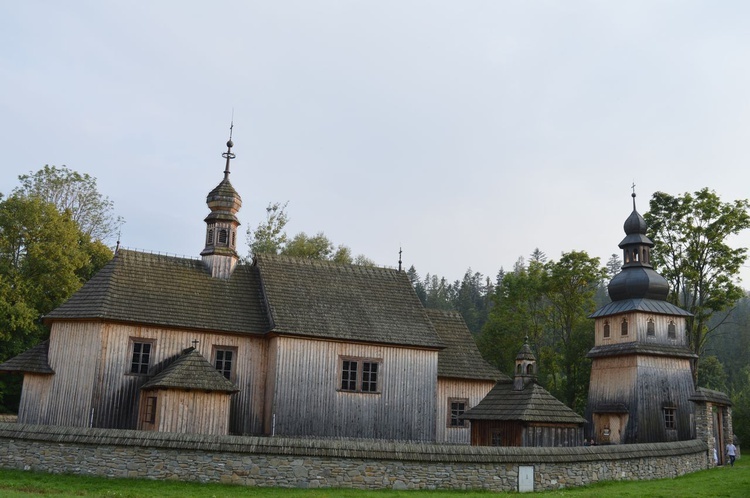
[0,423,707,492]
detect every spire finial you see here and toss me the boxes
[222,118,235,180]
[631,182,637,210]
[398,246,402,272]
[115,229,121,254]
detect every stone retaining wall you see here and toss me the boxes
[0,423,708,492]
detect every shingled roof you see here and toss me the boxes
[425,309,506,381]
[589,298,692,318]
[0,340,54,374]
[44,250,269,335]
[255,254,443,348]
[462,381,585,424]
[141,348,239,393]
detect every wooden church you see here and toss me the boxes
[585,193,696,444]
[0,135,504,443]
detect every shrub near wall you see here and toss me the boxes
[0,423,707,492]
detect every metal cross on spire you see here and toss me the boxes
[222,118,235,180]
[631,182,637,210]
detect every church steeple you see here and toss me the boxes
[607,191,669,301]
[201,126,242,279]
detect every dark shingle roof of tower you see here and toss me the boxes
[141,348,239,393]
[425,309,507,381]
[255,254,443,348]
[587,341,697,359]
[462,381,585,424]
[44,250,269,334]
[0,340,54,374]
[589,298,692,318]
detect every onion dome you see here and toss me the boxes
[607,193,669,301]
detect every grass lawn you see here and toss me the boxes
[0,457,746,497]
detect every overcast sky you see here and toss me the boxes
[3,1,750,285]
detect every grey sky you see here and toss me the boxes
[3,1,750,285]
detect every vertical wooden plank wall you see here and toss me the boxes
[26,322,105,427]
[270,336,438,441]
[36,322,268,433]
[435,378,495,444]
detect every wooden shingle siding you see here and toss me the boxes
[436,378,494,444]
[270,336,438,441]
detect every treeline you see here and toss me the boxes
[409,249,607,414]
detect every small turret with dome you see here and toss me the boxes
[513,336,537,391]
[607,191,669,301]
[201,125,242,279]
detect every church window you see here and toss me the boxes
[526,363,534,375]
[448,398,469,427]
[206,228,214,245]
[232,230,236,247]
[621,319,628,336]
[664,407,676,429]
[668,321,676,339]
[129,340,154,375]
[339,357,381,393]
[218,228,228,245]
[214,347,236,380]
[647,319,655,336]
[516,364,523,374]
[144,396,157,424]
[603,321,610,338]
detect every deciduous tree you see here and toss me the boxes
[646,188,750,383]
[14,165,122,241]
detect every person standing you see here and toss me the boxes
[726,441,737,467]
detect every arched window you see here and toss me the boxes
[206,227,214,245]
[621,319,628,336]
[668,320,676,339]
[516,364,522,374]
[647,319,655,336]
[526,364,534,375]
[218,228,228,245]
[603,321,610,338]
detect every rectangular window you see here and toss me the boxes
[130,340,153,375]
[448,398,469,427]
[214,347,236,380]
[144,396,157,424]
[339,357,381,393]
[664,407,676,430]
[647,319,655,336]
[491,430,503,446]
